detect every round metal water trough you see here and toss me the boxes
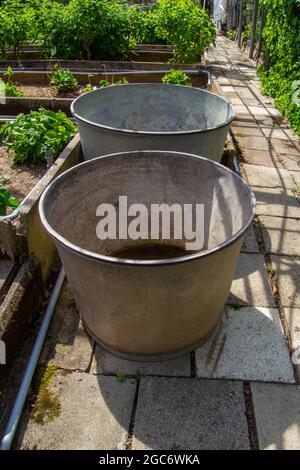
[39,150,255,360]
[71,84,234,162]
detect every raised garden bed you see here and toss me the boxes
[129,45,174,62]
[3,46,175,63]
[0,70,211,117]
[0,255,44,383]
[0,59,202,72]
[0,68,210,87]
[1,97,73,117]
[3,43,193,64]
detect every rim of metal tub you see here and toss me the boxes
[39,150,256,267]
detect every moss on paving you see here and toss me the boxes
[31,362,61,425]
[228,304,242,311]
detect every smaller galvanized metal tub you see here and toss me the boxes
[71,84,234,162]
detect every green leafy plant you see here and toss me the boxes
[114,77,129,86]
[0,109,77,164]
[99,77,129,87]
[0,176,19,216]
[1,66,23,97]
[99,79,111,88]
[241,23,252,48]
[82,83,96,93]
[116,375,128,382]
[292,187,300,196]
[50,66,78,93]
[227,30,237,41]
[162,70,191,86]
[82,74,97,93]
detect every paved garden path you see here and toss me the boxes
[2,36,300,450]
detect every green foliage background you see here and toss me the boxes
[0,0,216,63]
[258,0,300,135]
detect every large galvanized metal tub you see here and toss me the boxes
[71,84,234,162]
[39,150,255,360]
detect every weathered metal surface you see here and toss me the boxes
[72,84,234,162]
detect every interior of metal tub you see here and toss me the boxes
[42,152,254,260]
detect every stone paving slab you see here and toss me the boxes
[271,255,300,308]
[233,104,249,114]
[291,171,300,188]
[284,308,300,350]
[248,106,270,117]
[195,306,294,383]
[237,136,269,151]
[254,187,300,219]
[233,126,263,137]
[251,383,300,450]
[256,117,278,127]
[220,85,235,93]
[39,283,94,371]
[242,98,261,106]
[271,139,299,156]
[267,108,283,119]
[232,117,258,127]
[91,345,191,377]
[242,149,280,168]
[277,153,300,172]
[259,216,300,257]
[228,253,275,307]
[228,97,244,105]
[19,372,136,450]
[243,164,294,189]
[132,378,250,450]
[241,225,259,253]
[261,127,290,140]
[237,90,255,100]
[284,129,300,142]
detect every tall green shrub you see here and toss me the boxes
[42,0,133,60]
[155,0,216,63]
[0,0,31,57]
[0,0,217,62]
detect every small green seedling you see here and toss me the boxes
[116,374,128,382]
[292,187,300,196]
[50,66,78,93]
[99,77,129,88]
[0,109,77,164]
[162,70,191,86]
[1,66,23,97]
[83,83,96,93]
[0,176,19,216]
